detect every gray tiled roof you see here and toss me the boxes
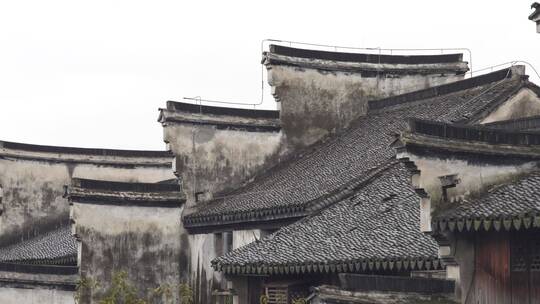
[212,161,441,274]
[185,69,525,228]
[0,226,77,265]
[433,171,540,232]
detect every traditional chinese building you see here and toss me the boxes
[164,45,470,303]
[1,42,540,304]
[200,63,540,303]
[0,140,182,303]
[398,115,540,303]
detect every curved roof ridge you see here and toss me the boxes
[165,100,279,119]
[268,44,464,65]
[71,178,180,193]
[0,140,172,158]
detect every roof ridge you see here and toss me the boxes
[368,67,515,111]
[165,100,279,119]
[0,140,172,158]
[268,44,464,64]
[70,178,181,193]
[408,118,540,146]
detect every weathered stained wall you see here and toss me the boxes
[480,88,540,123]
[0,147,174,246]
[232,229,262,250]
[267,63,466,150]
[72,202,183,303]
[0,269,77,304]
[162,124,282,205]
[0,287,75,303]
[188,233,219,304]
[402,150,538,232]
[409,154,536,207]
[186,229,263,304]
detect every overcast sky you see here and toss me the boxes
[0,0,538,150]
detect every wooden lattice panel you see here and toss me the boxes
[266,286,288,304]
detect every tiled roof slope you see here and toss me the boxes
[0,226,77,265]
[433,171,540,233]
[185,68,527,229]
[212,161,441,275]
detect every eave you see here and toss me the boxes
[264,44,469,75]
[158,109,281,132]
[67,178,185,208]
[0,140,173,168]
[0,263,78,291]
[213,256,444,276]
[401,118,540,159]
[432,213,540,233]
[263,52,469,75]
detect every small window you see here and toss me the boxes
[511,231,540,272]
[195,192,205,203]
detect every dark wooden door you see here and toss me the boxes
[472,230,540,304]
[474,232,511,304]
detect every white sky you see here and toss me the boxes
[0,0,538,150]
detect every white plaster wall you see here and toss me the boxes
[164,124,283,203]
[188,233,219,304]
[0,155,174,246]
[185,230,262,303]
[268,65,464,149]
[268,65,462,105]
[410,155,537,205]
[481,88,540,123]
[72,203,182,236]
[72,203,183,300]
[233,229,261,250]
[0,287,74,304]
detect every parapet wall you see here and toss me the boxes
[159,101,283,206]
[68,178,185,303]
[0,140,175,247]
[265,45,469,150]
